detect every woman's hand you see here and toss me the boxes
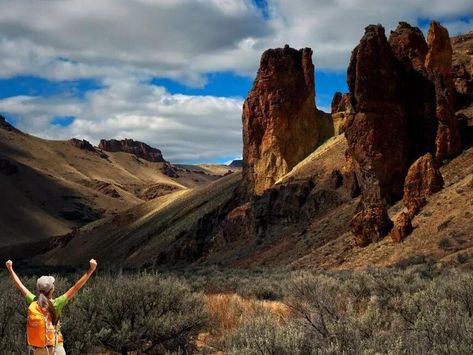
[5,260,13,272]
[65,259,97,299]
[89,259,97,272]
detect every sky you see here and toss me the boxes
[0,1,472,164]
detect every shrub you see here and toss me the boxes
[224,309,308,355]
[91,274,209,354]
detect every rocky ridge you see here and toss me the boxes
[98,138,166,163]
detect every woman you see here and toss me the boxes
[5,259,97,355]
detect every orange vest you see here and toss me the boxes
[26,301,63,347]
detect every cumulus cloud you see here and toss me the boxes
[0,79,243,163]
[0,0,471,81]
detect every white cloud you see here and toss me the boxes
[0,79,243,163]
[0,0,471,81]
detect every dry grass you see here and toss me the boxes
[196,293,290,353]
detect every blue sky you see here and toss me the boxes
[0,0,471,164]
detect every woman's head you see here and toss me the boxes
[36,275,59,325]
[37,275,55,298]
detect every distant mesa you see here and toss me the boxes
[98,138,166,162]
[228,159,242,168]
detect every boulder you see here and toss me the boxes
[242,45,322,196]
[403,153,444,216]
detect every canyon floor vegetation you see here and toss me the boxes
[1,261,473,354]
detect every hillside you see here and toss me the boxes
[0,120,226,246]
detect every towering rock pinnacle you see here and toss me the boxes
[242,45,321,197]
[345,25,409,246]
[425,21,462,161]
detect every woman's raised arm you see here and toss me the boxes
[5,260,31,297]
[64,259,97,300]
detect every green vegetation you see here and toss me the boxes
[1,264,473,354]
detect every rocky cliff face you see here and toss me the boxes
[242,45,324,197]
[98,139,165,162]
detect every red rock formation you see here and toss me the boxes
[403,153,444,216]
[69,138,95,152]
[425,22,462,161]
[345,25,409,246]
[345,22,465,246]
[242,45,322,196]
[98,139,165,162]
